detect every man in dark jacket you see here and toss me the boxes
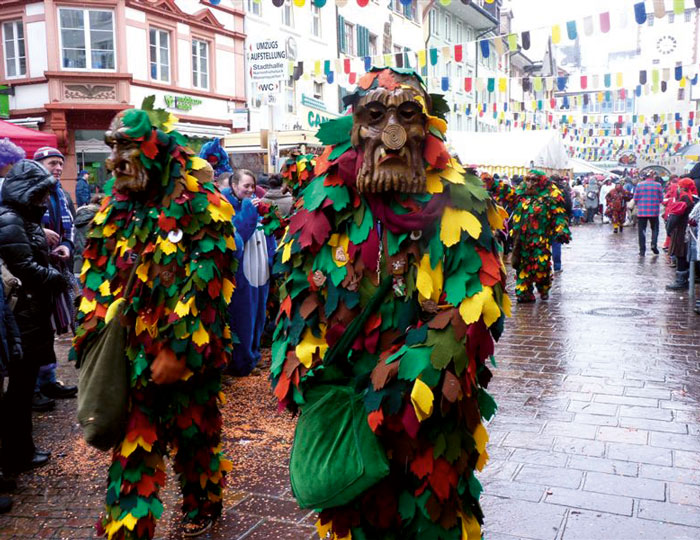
[75,169,91,208]
[0,160,69,474]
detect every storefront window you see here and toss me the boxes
[149,28,170,83]
[59,8,115,70]
[2,21,26,78]
[192,39,209,89]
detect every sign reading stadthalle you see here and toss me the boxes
[248,38,287,82]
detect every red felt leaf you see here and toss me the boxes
[208,278,221,299]
[274,371,291,402]
[410,447,434,479]
[298,211,331,248]
[402,402,420,438]
[377,69,400,91]
[424,134,450,169]
[324,174,344,186]
[429,458,458,502]
[477,248,502,286]
[141,131,159,159]
[367,410,384,432]
[279,295,292,319]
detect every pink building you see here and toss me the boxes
[0,0,246,194]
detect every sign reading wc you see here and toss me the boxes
[248,39,287,82]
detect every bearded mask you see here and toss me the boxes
[351,74,428,194]
[104,113,151,193]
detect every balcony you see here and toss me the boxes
[444,0,501,31]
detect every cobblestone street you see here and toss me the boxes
[1,223,698,540]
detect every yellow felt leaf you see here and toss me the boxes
[93,208,108,225]
[282,240,293,263]
[162,113,178,133]
[476,448,489,471]
[189,156,208,171]
[426,171,444,194]
[225,233,237,251]
[427,115,448,134]
[440,208,482,247]
[192,323,209,346]
[316,519,332,537]
[460,511,482,540]
[136,261,150,283]
[120,435,152,458]
[80,258,90,278]
[501,292,512,318]
[415,254,442,303]
[295,326,328,368]
[208,201,233,223]
[487,205,506,231]
[481,287,501,327]
[116,237,130,256]
[222,278,234,303]
[158,238,177,256]
[79,296,97,314]
[449,158,466,174]
[411,378,434,422]
[440,166,466,185]
[329,233,350,267]
[184,173,200,192]
[473,423,489,453]
[174,296,194,318]
[103,223,118,237]
[98,280,111,297]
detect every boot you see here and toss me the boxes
[666,270,689,290]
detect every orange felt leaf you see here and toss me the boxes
[95,303,107,320]
[314,146,334,176]
[429,458,458,502]
[358,71,378,90]
[324,174,344,186]
[410,447,434,479]
[377,69,400,91]
[364,313,382,333]
[424,134,450,170]
[280,295,292,318]
[274,371,291,401]
[477,249,502,286]
[367,410,384,432]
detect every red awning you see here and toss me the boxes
[0,119,58,159]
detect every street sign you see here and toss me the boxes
[255,80,281,95]
[248,38,287,82]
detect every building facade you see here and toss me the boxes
[0,0,245,190]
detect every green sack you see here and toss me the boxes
[289,385,390,509]
[76,308,130,451]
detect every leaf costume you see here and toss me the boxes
[71,107,237,540]
[272,68,510,540]
[604,185,632,230]
[510,172,571,302]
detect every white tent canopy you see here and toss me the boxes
[449,130,569,170]
[568,157,619,176]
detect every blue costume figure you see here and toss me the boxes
[221,170,276,375]
[199,138,233,177]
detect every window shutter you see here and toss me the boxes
[357,25,369,57]
[337,15,346,53]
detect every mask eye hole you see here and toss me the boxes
[365,102,387,124]
[398,102,422,122]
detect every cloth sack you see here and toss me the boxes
[290,385,390,509]
[0,257,20,311]
[76,256,141,451]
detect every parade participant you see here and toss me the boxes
[0,138,25,193]
[666,178,698,290]
[71,104,237,538]
[584,177,600,223]
[599,178,615,224]
[32,146,77,405]
[221,170,275,376]
[198,138,232,177]
[510,170,571,303]
[605,182,632,233]
[0,160,69,474]
[272,68,509,539]
[634,173,664,256]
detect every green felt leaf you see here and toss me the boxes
[387,231,407,256]
[405,324,428,346]
[131,497,151,519]
[85,270,103,291]
[349,204,372,244]
[445,431,461,463]
[425,328,464,371]
[327,185,350,211]
[433,433,446,459]
[271,338,288,376]
[468,472,483,500]
[199,236,215,253]
[429,233,444,267]
[444,273,468,306]
[421,364,441,387]
[399,490,416,522]
[329,140,353,160]
[316,115,353,146]
[477,388,498,421]
[302,177,327,211]
[398,346,433,381]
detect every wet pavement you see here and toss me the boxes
[0,222,698,539]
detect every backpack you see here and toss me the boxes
[0,258,21,311]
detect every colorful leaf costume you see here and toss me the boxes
[272,68,509,539]
[604,185,632,231]
[71,107,237,540]
[510,172,571,302]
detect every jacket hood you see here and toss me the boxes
[74,203,99,227]
[1,159,56,208]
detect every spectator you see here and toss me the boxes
[0,138,25,195]
[0,160,69,474]
[634,173,664,256]
[599,178,615,224]
[215,172,232,193]
[222,169,276,376]
[585,178,599,223]
[260,174,294,217]
[32,147,77,406]
[75,169,91,207]
[666,178,697,290]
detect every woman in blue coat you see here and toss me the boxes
[221,170,276,375]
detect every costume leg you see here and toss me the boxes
[515,271,535,301]
[98,405,166,540]
[171,378,230,521]
[535,267,553,297]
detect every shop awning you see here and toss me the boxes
[0,119,57,157]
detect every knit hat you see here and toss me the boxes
[33,146,65,162]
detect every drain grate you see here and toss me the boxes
[586,307,646,317]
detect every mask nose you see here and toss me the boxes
[381,121,407,151]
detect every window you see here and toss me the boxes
[247,0,262,16]
[613,98,625,113]
[442,13,450,41]
[59,8,115,70]
[192,39,209,89]
[369,34,378,56]
[2,20,25,78]
[344,21,355,55]
[431,9,439,36]
[455,21,463,45]
[282,0,294,28]
[685,10,692,22]
[456,64,463,93]
[311,6,321,37]
[286,76,295,113]
[394,0,418,21]
[313,81,323,100]
[149,28,170,82]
